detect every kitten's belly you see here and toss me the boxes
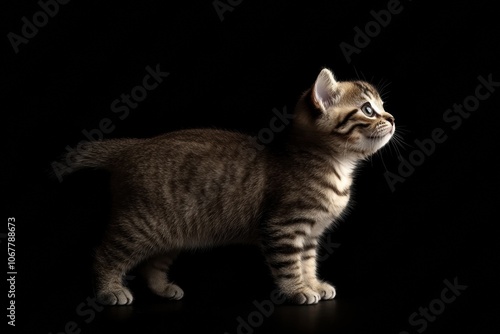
[183,224,259,248]
[162,192,262,248]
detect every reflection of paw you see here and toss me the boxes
[314,281,336,300]
[97,287,133,305]
[286,287,321,305]
[156,283,184,300]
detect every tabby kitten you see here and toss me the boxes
[63,68,395,306]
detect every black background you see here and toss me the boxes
[4,0,500,333]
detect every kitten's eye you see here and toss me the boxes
[361,103,375,117]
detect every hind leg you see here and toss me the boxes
[94,247,137,305]
[94,225,158,305]
[140,251,184,300]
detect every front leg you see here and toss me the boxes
[301,237,336,300]
[262,235,320,305]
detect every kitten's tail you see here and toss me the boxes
[52,139,133,182]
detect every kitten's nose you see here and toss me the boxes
[386,116,395,125]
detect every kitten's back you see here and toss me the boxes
[101,129,268,246]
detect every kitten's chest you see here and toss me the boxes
[325,174,352,215]
[311,168,354,235]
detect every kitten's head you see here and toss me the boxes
[294,68,395,158]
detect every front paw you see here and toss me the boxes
[313,281,336,300]
[285,287,321,305]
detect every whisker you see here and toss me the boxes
[389,132,410,159]
[353,66,361,81]
[393,125,411,134]
[393,132,412,149]
[360,70,367,82]
[378,149,389,172]
[376,78,392,100]
[391,140,403,159]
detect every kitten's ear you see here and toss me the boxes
[312,68,339,112]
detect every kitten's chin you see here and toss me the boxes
[370,133,392,147]
[363,125,395,153]
[356,133,393,155]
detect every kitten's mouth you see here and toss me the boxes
[367,126,395,140]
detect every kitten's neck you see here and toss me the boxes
[332,155,358,184]
[284,130,360,187]
[287,128,363,166]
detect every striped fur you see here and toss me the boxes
[64,68,394,305]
